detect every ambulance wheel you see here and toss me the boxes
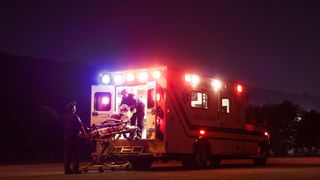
[209,157,221,168]
[194,145,208,168]
[98,166,105,173]
[253,145,268,166]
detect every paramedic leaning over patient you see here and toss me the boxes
[120,89,145,139]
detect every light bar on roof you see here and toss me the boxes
[137,71,148,82]
[126,73,135,82]
[101,74,111,84]
[113,74,124,84]
[211,79,222,91]
[152,70,161,79]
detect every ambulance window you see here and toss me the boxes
[147,89,155,108]
[221,98,230,113]
[94,92,111,111]
[191,92,208,109]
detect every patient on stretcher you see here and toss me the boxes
[89,104,136,139]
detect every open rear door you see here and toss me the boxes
[90,84,115,126]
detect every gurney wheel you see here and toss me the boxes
[82,167,89,173]
[98,166,105,173]
[126,166,130,171]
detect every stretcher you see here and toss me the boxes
[80,112,137,173]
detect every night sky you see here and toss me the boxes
[1,0,319,96]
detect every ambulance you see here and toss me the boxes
[90,66,270,169]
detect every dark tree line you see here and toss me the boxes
[250,100,320,156]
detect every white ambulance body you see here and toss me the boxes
[91,66,269,168]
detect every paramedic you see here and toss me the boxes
[120,89,145,139]
[63,101,83,174]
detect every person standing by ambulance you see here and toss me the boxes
[63,102,83,174]
[120,89,145,139]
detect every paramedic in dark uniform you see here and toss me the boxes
[120,89,145,139]
[63,102,83,174]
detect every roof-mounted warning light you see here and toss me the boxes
[185,74,200,85]
[137,71,148,82]
[236,84,243,93]
[211,79,222,91]
[113,74,124,84]
[152,70,161,79]
[101,73,111,84]
[126,73,135,82]
[185,74,191,82]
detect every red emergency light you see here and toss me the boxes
[264,131,269,137]
[236,84,243,93]
[199,129,206,136]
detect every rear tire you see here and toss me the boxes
[253,145,268,166]
[194,145,208,168]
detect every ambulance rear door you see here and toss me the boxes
[91,84,115,126]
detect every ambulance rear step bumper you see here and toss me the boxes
[114,146,144,154]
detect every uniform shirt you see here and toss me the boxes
[63,112,82,136]
[120,93,145,112]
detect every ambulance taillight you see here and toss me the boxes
[199,129,206,136]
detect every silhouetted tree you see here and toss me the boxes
[250,100,302,156]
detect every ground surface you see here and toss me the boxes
[1,157,320,179]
